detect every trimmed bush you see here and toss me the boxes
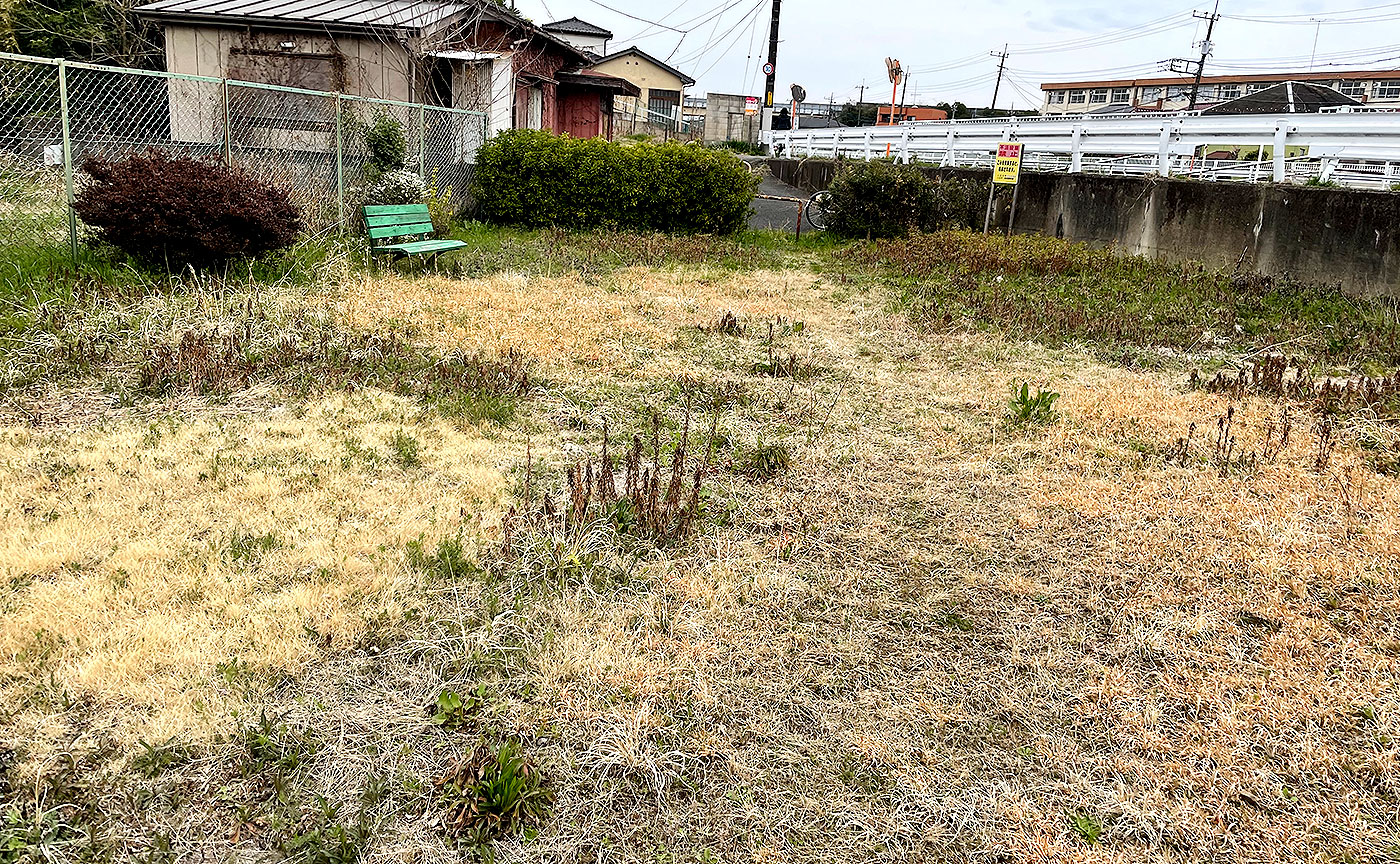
[472,131,758,235]
[74,151,302,269]
[825,160,985,239]
[365,169,428,206]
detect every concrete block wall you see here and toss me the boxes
[766,158,1400,297]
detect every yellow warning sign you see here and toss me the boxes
[993,142,1023,185]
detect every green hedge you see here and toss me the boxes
[826,160,987,239]
[471,131,759,235]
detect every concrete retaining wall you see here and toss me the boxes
[766,158,1400,297]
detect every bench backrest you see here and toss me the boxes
[363,204,434,245]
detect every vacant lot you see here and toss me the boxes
[2,231,1398,863]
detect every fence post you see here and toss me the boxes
[943,126,955,167]
[863,130,872,160]
[831,127,841,158]
[899,126,911,163]
[1157,124,1171,176]
[1070,125,1083,173]
[1273,123,1288,183]
[222,79,232,165]
[418,104,426,175]
[56,59,77,261]
[335,93,345,229]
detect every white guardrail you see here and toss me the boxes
[767,113,1400,190]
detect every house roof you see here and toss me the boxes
[543,16,612,38]
[1042,68,1400,91]
[136,0,590,60]
[1202,81,1362,115]
[594,46,695,86]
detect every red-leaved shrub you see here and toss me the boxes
[74,151,302,269]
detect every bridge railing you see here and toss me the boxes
[768,113,1400,190]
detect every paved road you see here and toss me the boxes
[743,158,809,232]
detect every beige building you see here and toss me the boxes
[1041,69,1400,115]
[590,47,695,131]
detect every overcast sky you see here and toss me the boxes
[511,0,1400,108]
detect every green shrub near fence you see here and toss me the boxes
[472,131,759,235]
[826,160,986,239]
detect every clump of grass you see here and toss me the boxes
[406,533,478,581]
[1007,381,1059,426]
[225,531,282,563]
[734,438,790,481]
[388,430,422,468]
[1068,810,1104,844]
[435,741,551,844]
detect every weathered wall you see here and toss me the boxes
[706,93,758,145]
[766,158,1400,297]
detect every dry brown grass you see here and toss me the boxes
[2,258,1397,863]
[0,392,514,752]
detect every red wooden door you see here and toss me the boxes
[563,94,601,138]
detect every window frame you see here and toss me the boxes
[1068,90,1087,104]
[1375,80,1400,99]
[1088,88,1109,104]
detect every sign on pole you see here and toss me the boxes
[745,96,760,116]
[993,142,1023,185]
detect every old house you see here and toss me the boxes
[135,0,636,140]
[589,47,695,132]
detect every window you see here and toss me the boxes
[1247,83,1271,94]
[1051,91,1066,103]
[1139,86,1162,101]
[1068,90,1087,104]
[647,88,681,129]
[1218,84,1241,99]
[1166,85,1189,99]
[1339,80,1367,97]
[1111,87,1130,103]
[1376,80,1400,99]
[1089,88,1109,104]
[527,87,544,129]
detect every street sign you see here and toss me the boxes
[745,96,760,115]
[993,142,1024,185]
[791,84,807,103]
[763,62,774,76]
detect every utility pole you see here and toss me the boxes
[857,81,866,125]
[990,44,1009,111]
[897,74,910,123]
[1188,1,1220,110]
[760,0,782,147]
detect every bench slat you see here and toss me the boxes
[379,239,469,254]
[364,204,431,216]
[368,223,434,240]
[366,213,433,228]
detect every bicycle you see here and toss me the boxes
[804,190,834,231]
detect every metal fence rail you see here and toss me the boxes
[0,51,488,255]
[769,113,1400,190]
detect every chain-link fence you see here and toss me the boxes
[0,51,487,254]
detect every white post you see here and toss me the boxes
[943,126,955,167]
[899,126,911,163]
[1273,123,1289,183]
[1157,124,1172,176]
[864,129,872,161]
[1070,125,1083,173]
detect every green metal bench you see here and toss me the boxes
[363,204,467,262]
